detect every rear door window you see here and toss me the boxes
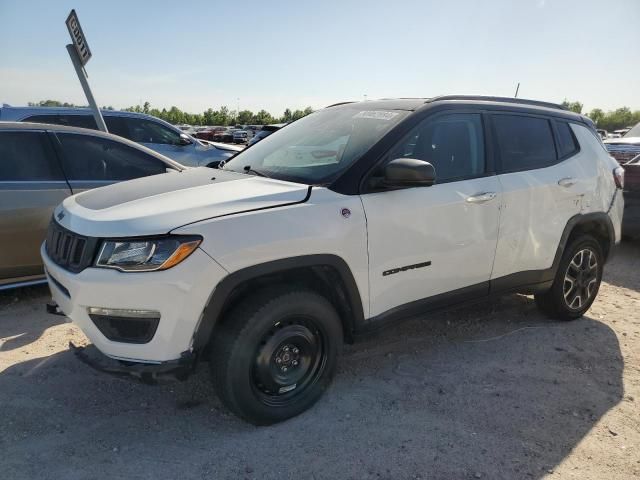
[117,118,182,145]
[56,133,167,181]
[493,114,557,172]
[555,121,580,158]
[24,114,98,130]
[0,131,64,181]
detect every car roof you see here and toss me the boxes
[0,121,185,170]
[325,95,586,122]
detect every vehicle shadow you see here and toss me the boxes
[601,239,640,291]
[0,285,64,352]
[0,293,623,480]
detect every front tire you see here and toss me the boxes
[535,234,603,320]
[210,288,343,425]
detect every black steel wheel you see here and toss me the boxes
[252,316,328,406]
[535,234,604,320]
[210,288,343,425]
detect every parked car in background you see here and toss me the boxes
[0,122,184,290]
[194,126,226,141]
[596,129,608,140]
[247,123,285,146]
[212,128,236,143]
[232,129,252,144]
[0,106,242,168]
[621,154,640,238]
[604,122,640,164]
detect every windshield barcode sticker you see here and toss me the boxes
[353,111,400,121]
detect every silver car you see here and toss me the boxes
[0,122,184,290]
[0,106,243,167]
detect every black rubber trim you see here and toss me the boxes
[192,254,364,350]
[490,270,554,295]
[358,282,490,335]
[69,342,195,384]
[553,212,615,265]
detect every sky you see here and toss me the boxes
[1,0,639,116]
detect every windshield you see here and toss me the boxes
[222,105,409,184]
[623,123,640,138]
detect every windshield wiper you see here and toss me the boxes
[243,165,270,178]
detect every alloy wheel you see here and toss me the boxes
[563,248,599,310]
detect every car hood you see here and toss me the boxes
[604,137,640,145]
[55,167,310,237]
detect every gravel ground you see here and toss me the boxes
[1,242,638,480]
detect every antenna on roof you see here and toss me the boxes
[514,82,520,98]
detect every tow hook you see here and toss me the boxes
[46,301,65,316]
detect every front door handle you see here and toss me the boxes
[466,192,497,204]
[558,177,577,187]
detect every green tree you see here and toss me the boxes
[237,110,254,125]
[281,108,292,122]
[588,108,604,126]
[253,109,274,125]
[561,99,583,114]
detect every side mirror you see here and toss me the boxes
[178,133,193,146]
[382,158,436,188]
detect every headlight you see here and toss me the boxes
[95,236,201,272]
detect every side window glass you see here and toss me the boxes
[24,114,97,130]
[104,116,130,140]
[388,113,485,183]
[0,131,64,181]
[493,115,556,172]
[123,118,181,145]
[556,121,579,158]
[56,133,167,181]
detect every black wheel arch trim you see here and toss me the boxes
[552,212,615,273]
[192,254,365,351]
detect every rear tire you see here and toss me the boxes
[210,288,343,425]
[535,234,603,320]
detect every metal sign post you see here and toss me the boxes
[65,10,107,132]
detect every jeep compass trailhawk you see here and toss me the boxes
[42,96,624,425]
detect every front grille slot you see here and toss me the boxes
[45,219,98,273]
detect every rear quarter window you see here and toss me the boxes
[556,121,580,158]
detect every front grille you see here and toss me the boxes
[45,219,99,273]
[606,144,640,164]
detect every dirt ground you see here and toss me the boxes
[1,243,638,480]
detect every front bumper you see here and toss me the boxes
[42,244,228,363]
[68,341,196,383]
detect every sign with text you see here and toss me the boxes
[65,9,92,66]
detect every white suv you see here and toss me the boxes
[42,96,624,425]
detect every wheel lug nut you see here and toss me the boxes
[292,347,299,354]
[282,366,288,372]
[292,360,298,366]
[283,346,290,352]
[276,358,281,364]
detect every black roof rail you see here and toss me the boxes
[325,101,356,108]
[427,95,569,111]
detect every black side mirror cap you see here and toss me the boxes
[178,133,193,146]
[382,158,436,188]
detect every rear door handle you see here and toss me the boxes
[558,177,576,187]
[466,192,497,204]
